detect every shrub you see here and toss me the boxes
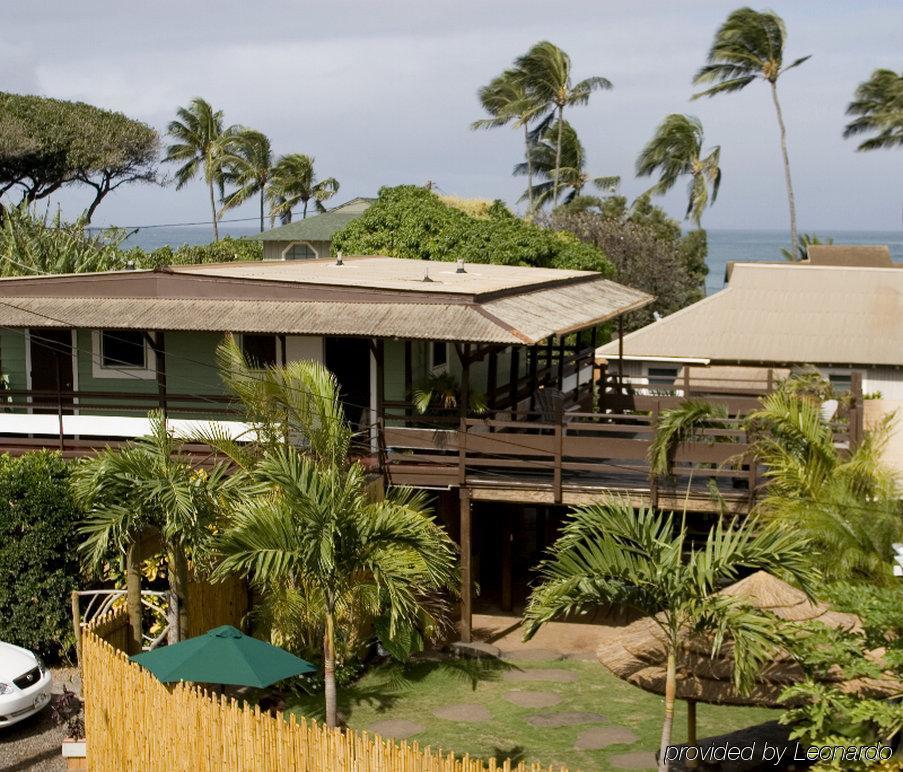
[0,452,83,660]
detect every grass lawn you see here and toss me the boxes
[286,654,778,771]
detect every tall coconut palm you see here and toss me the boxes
[636,114,722,228]
[211,341,458,729]
[747,389,901,583]
[692,8,810,252]
[73,412,242,645]
[515,42,612,206]
[471,67,551,214]
[267,154,339,224]
[220,129,274,232]
[164,98,236,240]
[514,119,619,209]
[843,69,903,151]
[524,499,818,771]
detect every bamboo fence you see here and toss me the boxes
[83,611,565,772]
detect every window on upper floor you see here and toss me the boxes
[241,334,279,368]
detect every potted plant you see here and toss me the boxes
[53,686,86,769]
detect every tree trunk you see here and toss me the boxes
[770,81,798,255]
[208,179,220,241]
[302,199,309,219]
[167,545,190,643]
[658,647,677,771]
[125,540,143,655]
[323,609,338,729]
[523,123,535,217]
[259,188,265,233]
[553,106,564,207]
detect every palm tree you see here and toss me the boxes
[779,232,833,262]
[747,389,901,583]
[524,499,818,771]
[648,399,728,479]
[692,8,810,252]
[164,98,236,241]
[843,69,903,151]
[207,338,458,729]
[636,114,722,228]
[267,154,340,224]
[515,42,612,206]
[515,119,619,209]
[471,67,550,214]
[73,413,242,644]
[220,129,274,232]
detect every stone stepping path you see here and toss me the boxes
[574,726,639,750]
[503,668,577,683]
[368,719,425,740]
[500,648,564,662]
[503,690,561,708]
[526,711,605,728]
[433,703,492,722]
[610,750,659,769]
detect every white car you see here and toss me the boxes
[0,642,52,727]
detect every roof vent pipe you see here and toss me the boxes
[422,264,433,283]
[455,259,466,274]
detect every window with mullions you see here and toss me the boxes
[829,373,852,392]
[241,334,278,368]
[647,366,678,386]
[283,242,318,260]
[101,330,146,368]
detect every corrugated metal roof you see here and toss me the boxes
[256,198,373,242]
[597,262,903,367]
[0,257,653,344]
[805,244,894,267]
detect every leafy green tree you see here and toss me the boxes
[0,92,158,222]
[165,97,237,241]
[693,8,810,252]
[515,119,619,209]
[843,69,903,151]
[636,114,722,228]
[220,129,274,232]
[266,154,339,224]
[747,389,901,583]
[524,498,818,772]
[332,185,611,274]
[74,413,243,644]
[515,42,612,206]
[210,338,458,729]
[471,67,550,214]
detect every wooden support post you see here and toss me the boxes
[460,488,472,643]
[650,401,660,509]
[487,351,498,410]
[403,340,413,417]
[617,315,625,391]
[375,339,385,425]
[553,419,563,505]
[70,591,81,667]
[850,371,864,449]
[557,337,565,390]
[500,507,513,612]
[528,346,538,411]
[508,347,520,412]
[153,330,168,416]
[56,354,64,452]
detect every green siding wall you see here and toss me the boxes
[0,330,27,391]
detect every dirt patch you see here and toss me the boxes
[526,711,606,728]
[432,703,492,722]
[610,750,659,769]
[504,668,577,683]
[574,726,639,750]
[367,719,425,740]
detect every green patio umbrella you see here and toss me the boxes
[130,625,315,688]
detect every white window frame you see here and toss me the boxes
[429,341,449,374]
[91,330,157,380]
[280,241,320,261]
[237,333,284,368]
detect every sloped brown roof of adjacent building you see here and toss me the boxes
[804,244,894,267]
[0,256,652,345]
[597,262,903,367]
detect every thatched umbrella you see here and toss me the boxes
[597,571,899,745]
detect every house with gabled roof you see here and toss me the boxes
[256,197,373,260]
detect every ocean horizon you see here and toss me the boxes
[117,225,903,296]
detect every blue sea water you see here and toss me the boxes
[119,225,903,297]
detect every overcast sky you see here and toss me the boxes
[4,1,901,231]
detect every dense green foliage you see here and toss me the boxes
[843,69,903,151]
[550,195,708,326]
[0,452,83,660]
[0,92,158,222]
[0,205,260,277]
[332,185,611,274]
